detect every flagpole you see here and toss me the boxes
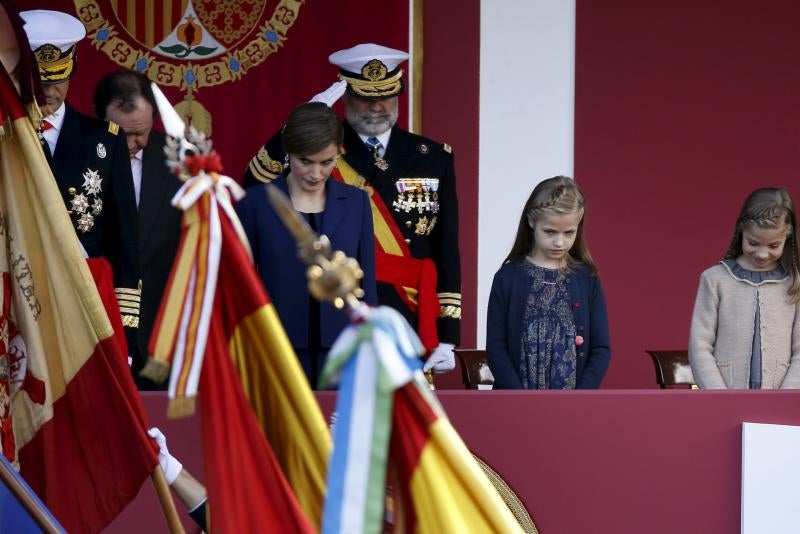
[151,466,186,534]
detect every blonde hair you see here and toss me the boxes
[504,176,597,274]
[725,187,800,303]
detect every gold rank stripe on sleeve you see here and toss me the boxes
[115,287,141,323]
[107,121,119,135]
[437,292,461,305]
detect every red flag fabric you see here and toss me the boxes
[143,161,329,530]
[199,288,316,533]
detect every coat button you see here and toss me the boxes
[404,238,411,244]
[405,221,413,228]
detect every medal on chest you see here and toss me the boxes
[374,157,389,171]
[67,169,104,233]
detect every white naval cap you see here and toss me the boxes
[21,10,86,83]
[329,43,408,99]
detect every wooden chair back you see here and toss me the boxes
[455,349,494,389]
[645,350,697,389]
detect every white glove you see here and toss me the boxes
[148,427,183,485]
[309,80,347,107]
[423,343,456,373]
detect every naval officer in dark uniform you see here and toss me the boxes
[22,10,140,334]
[243,44,461,373]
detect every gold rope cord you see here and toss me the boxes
[473,453,539,534]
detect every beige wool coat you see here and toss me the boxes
[688,262,800,389]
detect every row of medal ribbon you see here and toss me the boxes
[393,178,440,214]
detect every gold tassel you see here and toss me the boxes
[140,359,170,383]
[167,396,196,419]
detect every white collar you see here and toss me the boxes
[44,102,66,131]
[132,149,144,162]
[357,128,392,150]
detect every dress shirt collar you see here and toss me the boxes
[44,102,66,132]
[356,128,392,154]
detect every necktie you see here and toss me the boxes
[39,120,54,162]
[365,136,383,159]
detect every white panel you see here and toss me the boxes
[477,0,576,346]
[741,422,800,534]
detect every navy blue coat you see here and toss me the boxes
[486,260,611,389]
[236,174,377,349]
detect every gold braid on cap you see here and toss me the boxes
[338,68,404,98]
[34,44,77,83]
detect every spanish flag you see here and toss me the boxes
[321,306,521,534]
[142,106,330,529]
[0,38,157,534]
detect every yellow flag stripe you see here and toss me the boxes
[410,419,523,534]
[177,197,211,395]
[229,304,331,528]
[4,114,115,445]
[152,206,199,361]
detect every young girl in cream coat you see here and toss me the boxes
[689,187,800,389]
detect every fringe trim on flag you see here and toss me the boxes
[167,396,196,418]
[27,102,42,129]
[140,359,170,383]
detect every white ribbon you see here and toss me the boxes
[171,171,252,257]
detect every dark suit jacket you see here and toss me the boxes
[51,104,139,291]
[486,261,611,389]
[131,131,183,388]
[236,173,377,350]
[243,121,461,345]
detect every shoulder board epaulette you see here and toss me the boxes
[108,121,119,135]
[443,142,452,154]
[248,146,283,183]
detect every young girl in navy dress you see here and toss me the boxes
[486,176,611,389]
[689,188,800,389]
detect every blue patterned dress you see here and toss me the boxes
[519,261,578,389]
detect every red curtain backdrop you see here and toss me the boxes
[575,0,800,387]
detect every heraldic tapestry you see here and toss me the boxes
[16,0,412,177]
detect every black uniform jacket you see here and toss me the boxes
[50,104,139,297]
[243,121,461,345]
[132,130,183,389]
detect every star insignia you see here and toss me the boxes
[70,193,89,214]
[77,212,94,233]
[91,198,103,215]
[82,169,102,196]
